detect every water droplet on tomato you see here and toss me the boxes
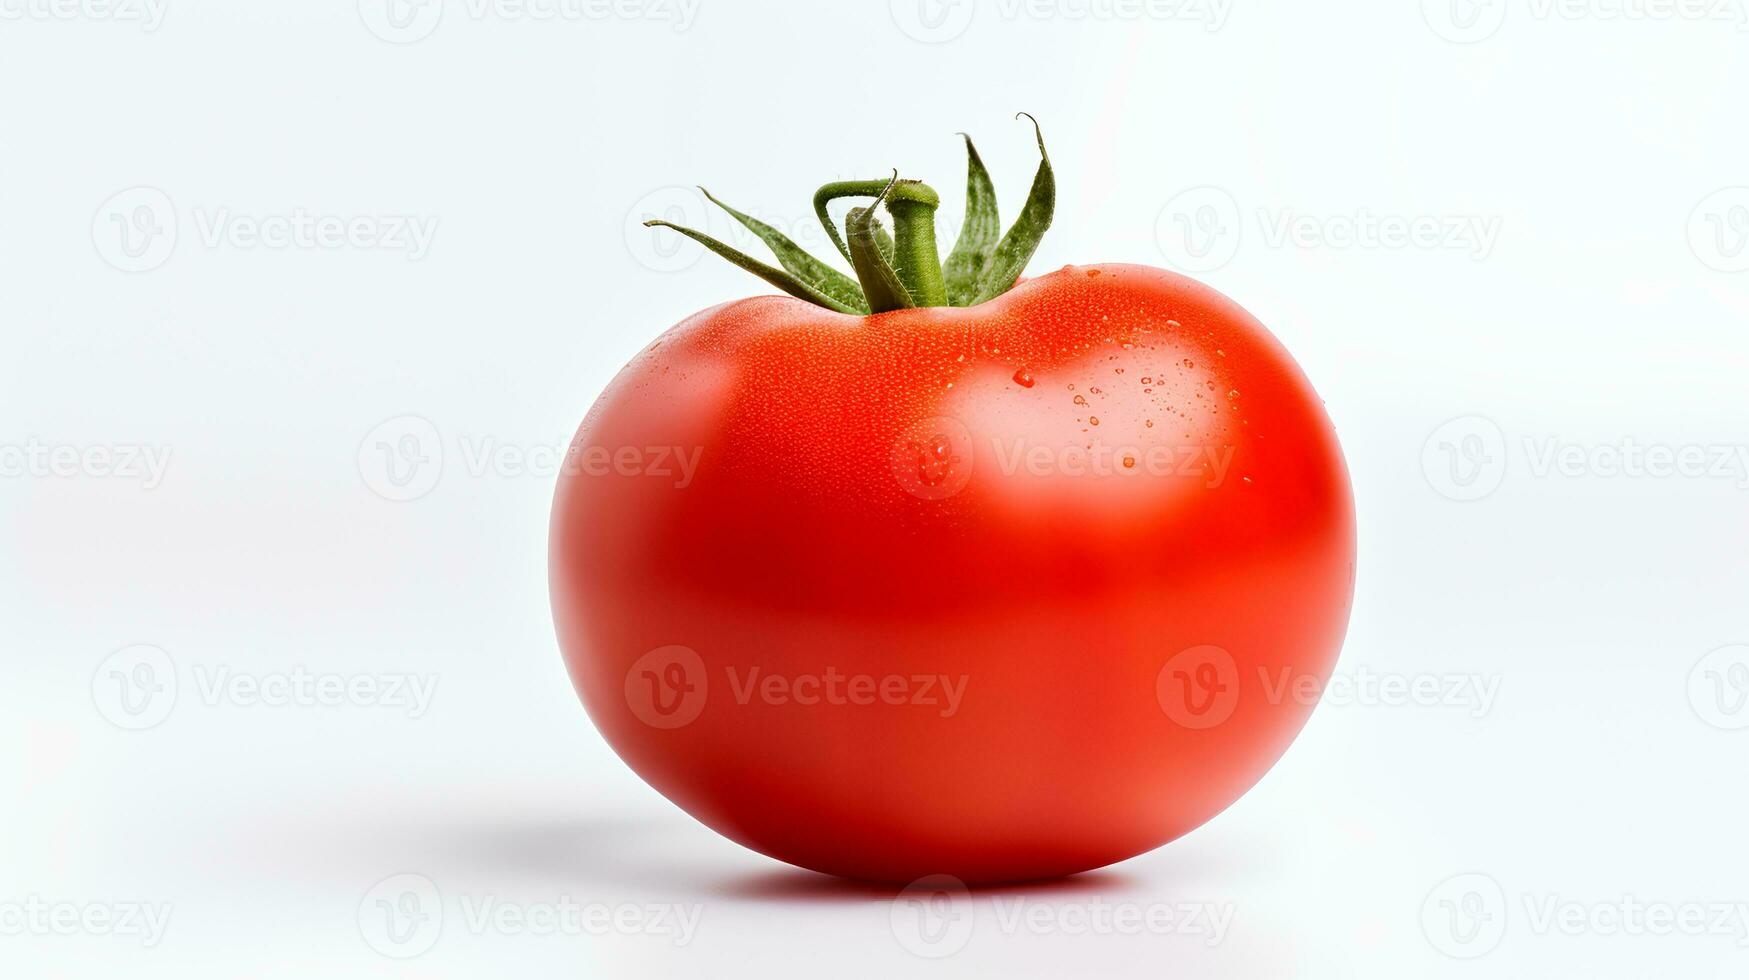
[1012,369,1035,388]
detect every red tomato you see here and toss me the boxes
[550,263,1354,883]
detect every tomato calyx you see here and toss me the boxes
[642,114,1056,316]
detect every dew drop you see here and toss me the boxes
[1012,368,1036,388]
[1089,416,1100,425]
[1073,395,1088,406]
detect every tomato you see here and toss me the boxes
[550,123,1354,884]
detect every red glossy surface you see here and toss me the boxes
[551,263,1355,883]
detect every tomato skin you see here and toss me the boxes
[551,263,1354,884]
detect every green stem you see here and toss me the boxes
[887,194,947,307]
[846,176,915,314]
[814,178,946,308]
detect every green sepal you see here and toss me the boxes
[699,187,869,313]
[941,134,1000,307]
[643,219,862,315]
[971,114,1055,305]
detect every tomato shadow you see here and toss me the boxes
[711,866,1142,905]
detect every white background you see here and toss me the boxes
[4,0,1749,976]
